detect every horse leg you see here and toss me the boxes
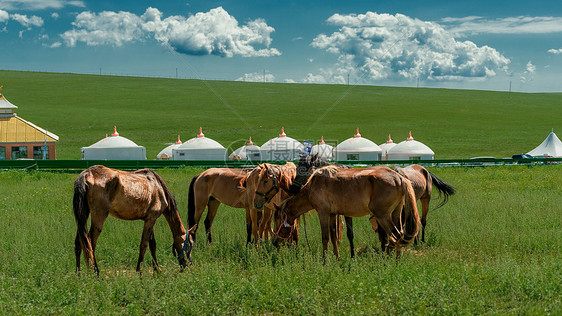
[376,216,402,254]
[344,216,355,258]
[420,197,429,243]
[337,215,344,243]
[204,199,220,244]
[329,215,340,259]
[259,207,273,240]
[136,220,156,274]
[249,208,260,245]
[148,229,160,272]
[317,213,331,263]
[245,208,252,244]
[89,209,108,275]
[74,232,82,273]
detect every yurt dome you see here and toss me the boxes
[310,136,334,160]
[379,134,397,160]
[334,128,382,161]
[260,127,304,161]
[157,135,183,160]
[387,131,434,161]
[172,127,227,160]
[229,137,261,160]
[526,130,562,157]
[81,126,146,160]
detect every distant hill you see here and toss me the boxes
[1,70,560,160]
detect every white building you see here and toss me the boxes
[81,126,146,160]
[379,134,397,160]
[527,130,562,157]
[260,127,304,161]
[229,137,261,160]
[310,136,334,160]
[333,128,382,161]
[157,135,183,160]
[387,131,434,161]
[172,127,227,161]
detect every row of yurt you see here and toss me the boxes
[80,126,435,161]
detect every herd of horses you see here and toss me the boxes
[73,154,455,275]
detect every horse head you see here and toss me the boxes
[271,202,295,247]
[252,164,280,210]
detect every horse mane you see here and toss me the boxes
[312,165,339,177]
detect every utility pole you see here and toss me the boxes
[176,68,178,79]
[509,80,512,99]
[263,69,266,83]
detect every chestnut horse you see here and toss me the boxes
[275,166,420,259]
[241,162,297,243]
[391,165,456,243]
[187,167,278,245]
[73,165,193,275]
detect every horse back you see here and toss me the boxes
[194,168,249,207]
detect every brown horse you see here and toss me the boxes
[73,165,193,275]
[368,165,456,243]
[187,167,276,245]
[274,166,420,259]
[241,162,297,243]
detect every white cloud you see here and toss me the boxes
[59,6,281,58]
[520,61,536,83]
[0,9,8,23]
[442,16,562,36]
[235,72,275,82]
[310,12,510,83]
[548,48,562,55]
[283,79,296,83]
[11,13,43,28]
[51,12,59,19]
[0,0,85,10]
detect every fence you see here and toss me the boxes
[0,157,560,171]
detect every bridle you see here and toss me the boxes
[273,212,294,240]
[255,167,280,204]
[176,236,193,266]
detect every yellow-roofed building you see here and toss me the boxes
[0,87,58,160]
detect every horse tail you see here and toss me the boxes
[73,170,94,265]
[398,178,421,248]
[428,170,456,210]
[187,175,199,229]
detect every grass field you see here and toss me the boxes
[0,165,560,314]
[1,70,561,160]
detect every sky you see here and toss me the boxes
[1,0,562,92]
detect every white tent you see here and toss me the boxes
[378,134,397,160]
[157,135,183,160]
[310,136,334,160]
[334,128,382,161]
[387,131,434,161]
[81,126,146,160]
[172,128,227,161]
[229,137,261,160]
[260,127,304,161]
[526,131,562,157]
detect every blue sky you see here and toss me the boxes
[1,0,562,92]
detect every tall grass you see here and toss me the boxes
[0,165,560,314]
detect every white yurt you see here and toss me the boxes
[310,136,334,160]
[157,135,183,160]
[81,126,146,160]
[260,127,304,161]
[526,130,562,157]
[172,127,227,161]
[334,128,382,161]
[229,137,261,160]
[387,131,434,161]
[379,134,397,160]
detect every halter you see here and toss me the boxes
[255,167,280,203]
[273,212,294,240]
[176,238,193,266]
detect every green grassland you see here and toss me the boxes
[0,166,560,314]
[1,70,561,160]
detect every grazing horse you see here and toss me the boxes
[187,167,276,245]
[275,166,420,259]
[73,165,193,275]
[369,165,456,243]
[241,162,296,243]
